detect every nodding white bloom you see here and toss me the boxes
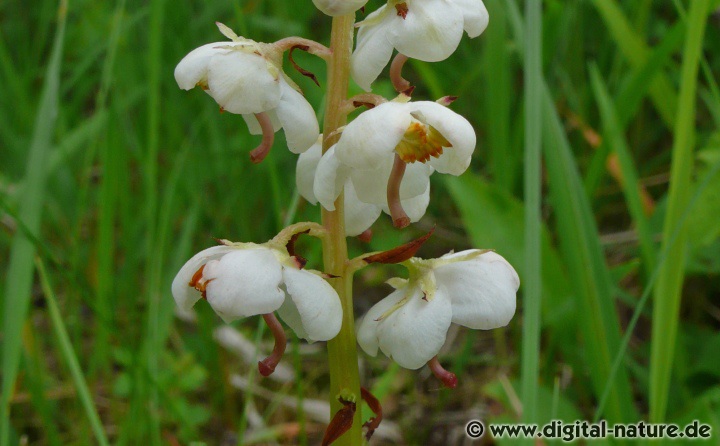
[314,100,474,228]
[174,23,319,154]
[351,0,489,91]
[171,230,341,343]
[357,250,518,382]
[313,0,368,16]
[297,137,430,236]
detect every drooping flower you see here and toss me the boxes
[313,0,368,16]
[171,224,342,374]
[351,0,489,91]
[314,99,475,228]
[297,137,430,236]
[357,250,518,386]
[174,23,320,159]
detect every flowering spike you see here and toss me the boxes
[288,45,321,87]
[257,313,287,377]
[249,112,275,164]
[428,356,457,388]
[322,396,357,446]
[361,387,383,440]
[390,53,411,93]
[387,154,410,228]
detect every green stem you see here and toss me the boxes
[321,14,363,446]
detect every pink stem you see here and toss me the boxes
[257,313,287,377]
[357,229,373,243]
[390,53,411,93]
[249,112,275,164]
[428,356,457,388]
[387,154,410,228]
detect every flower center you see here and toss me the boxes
[395,2,408,19]
[394,120,452,163]
[189,264,214,299]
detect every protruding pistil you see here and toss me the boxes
[257,313,287,377]
[387,154,410,228]
[428,356,457,388]
[390,53,411,93]
[249,112,275,163]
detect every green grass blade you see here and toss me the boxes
[520,0,542,433]
[590,0,677,129]
[589,64,656,274]
[541,85,637,423]
[142,0,166,442]
[649,0,710,423]
[94,0,128,374]
[36,258,110,446]
[483,0,514,191]
[505,0,637,421]
[595,159,720,422]
[0,2,68,444]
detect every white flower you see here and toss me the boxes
[172,241,342,342]
[174,23,319,153]
[313,100,474,227]
[351,0,489,91]
[357,250,518,370]
[313,0,368,16]
[297,137,430,235]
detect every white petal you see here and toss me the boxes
[454,0,489,38]
[242,111,281,134]
[171,245,236,312]
[314,145,351,211]
[377,287,452,369]
[335,102,412,170]
[413,101,476,175]
[357,288,408,357]
[204,248,285,323]
[276,290,309,340]
[389,0,464,62]
[343,180,382,236]
[351,5,396,91]
[313,0,368,16]
[350,157,432,204]
[434,250,519,329]
[296,138,323,204]
[381,182,430,222]
[207,50,281,114]
[276,78,320,153]
[174,42,226,90]
[282,267,342,341]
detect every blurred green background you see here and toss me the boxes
[1,0,719,444]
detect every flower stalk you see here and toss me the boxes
[321,13,363,446]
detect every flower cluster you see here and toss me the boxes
[173,2,514,440]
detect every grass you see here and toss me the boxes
[1,0,719,444]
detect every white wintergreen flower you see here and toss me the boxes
[174,23,319,155]
[171,231,341,343]
[351,0,489,91]
[314,100,474,227]
[297,137,430,236]
[357,250,518,379]
[312,0,368,16]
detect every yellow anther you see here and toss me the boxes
[394,121,451,163]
